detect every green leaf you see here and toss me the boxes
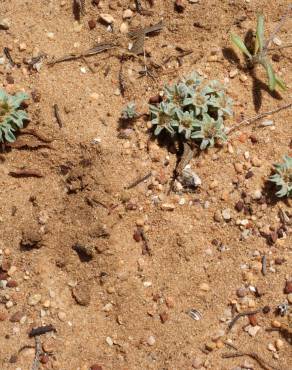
[255,14,264,54]
[275,75,287,90]
[262,59,276,91]
[231,34,252,59]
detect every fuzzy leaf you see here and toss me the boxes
[262,59,276,91]
[231,34,252,59]
[255,14,265,54]
[275,75,287,90]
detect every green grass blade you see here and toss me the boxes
[231,33,252,59]
[262,59,276,91]
[255,14,265,54]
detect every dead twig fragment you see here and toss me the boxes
[128,21,164,55]
[29,324,56,338]
[119,63,126,97]
[261,255,267,276]
[222,351,281,370]
[126,172,152,190]
[9,169,44,178]
[3,47,15,67]
[20,129,53,143]
[31,336,42,370]
[139,227,152,255]
[228,307,269,331]
[53,103,63,128]
[135,0,143,13]
[228,102,292,134]
[6,140,52,150]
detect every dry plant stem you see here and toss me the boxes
[53,103,63,128]
[126,172,152,189]
[228,102,292,134]
[264,4,292,52]
[222,351,281,370]
[20,129,53,143]
[227,308,262,331]
[31,336,42,370]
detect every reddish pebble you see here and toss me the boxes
[249,135,258,143]
[88,19,97,29]
[133,229,142,242]
[10,311,24,323]
[90,365,103,370]
[7,280,18,288]
[159,311,169,323]
[284,281,292,294]
[0,311,8,321]
[40,354,49,364]
[0,272,8,280]
[1,260,11,272]
[148,95,162,104]
[165,296,175,308]
[235,200,244,212]
[275,257,285,265]
[248,314,258,326]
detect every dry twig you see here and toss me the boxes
[53,103,63,128]
[126,172,152,189]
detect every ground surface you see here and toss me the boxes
[0,1,291,369]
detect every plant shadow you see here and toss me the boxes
[222,29,283,112]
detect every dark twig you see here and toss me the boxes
[135,0,143,13]
[119,62,126,97]
[3,47,15,67]
[126,172,152,190]
[227,102,292,134]
[227,308,262,331]
[53,104,63,128]
[261,255,267,276]
[139,227,152,256]
[29,324,56,338]
[20,129,53,143]
[222,351,282,370]
[9,169,43,178]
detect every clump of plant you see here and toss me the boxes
[269,155,292,198]
[149,72,233,150]
[231,14,286,91]
[121,102,137,120]
[0,89,29,143]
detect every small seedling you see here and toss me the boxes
[231,14,286,91]
[149,72,233,150]
[269,155,292,198]
[121,102,137,120]
[0,89,29,143]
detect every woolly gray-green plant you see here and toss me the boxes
[0,89,29,143]
[269,155,292,198]
[121,102,137,120]
[149,72,233,150]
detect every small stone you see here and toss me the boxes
[159,312,169,323]
[120,22,129,34]
[222,208,232,221]
[0,311,8,321]
[284,280,292,294]
[106,337,113,346]
[174,0,185,12]
[28,294,42,306]
[251,156,262,167]
[205,342,216,351]
[271,319,282,328]
[214,210,222,222]
[72,281,91,306]
[165,296,175,308]
[147,335,156,346]
[229,69,238,78]
[287,293,292,304]
[239,74,248,82]
[99,13,115,24]
[7,265,17,276]
[252,189,262,200]
[161,203,175,211]
[58,311,66,322]
[19,43,27,51]
[7,280,17,288]
[199,283,210,291]
[40,354,49,364]
[248,314,258,326]
[268,343,276,352]
[0,18,10,30]
[90,365,103,370]
[72,243,94,261]
[236,287,247,298]
[10,311,24,323]
[234,162,243,174]
[273,37,282,46]
[123,9,133,19]
[235,200,244,212]
[275,339,284,350]
[47,32,54,39]
[6,301,13,309]
[247,325,260,337]
[88,19,97,30]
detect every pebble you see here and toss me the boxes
[0,311,8,321]
[248,314,257,326]
[192,357,203,369]
[234,162,243,174]
[8,265,17,276]
[214,210,222,222]
[284,280,292,294]
[159,312,169,323]
[106,337,113,346]
[99,14,115,24]
[235,200,244,212]
[246,325,260,337]
[88,19,97,30]
[205,342,216,351]
[287,293,292,304]
[72,281,91,306]
[28,294,42,306]
[236,287,247,298]
[123,9,133,19]
[199,282,210,291]
[252,189,262,200]
[10,311,24,323]
[261,120,274,127]
[273,37,282,46]
[120,22,129,34]
[268,343,276,352]
[47,32,54,40]
[161,203,175,211]
[19,43,27,51]
[147,335,156,346]
[275,339,284,350]
[0,18,10,30]
[90,365,103,370]
[165,296,175,308]
[222,208,232,221]
[229,69,238,78]
[271,319,282,328]
[239,74,248,82]
[58,311,66,322]
[251,156,261,167]
[6,300,13,309]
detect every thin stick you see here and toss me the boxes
[126,172,152,190]
[227,308,262,331]
[222,351,282,370]
[31,336,42,370]
[53,103,63,128]
[264,5,292,52]
[227,102,292,134]
[268,42,292,51]
[261,255,267,276]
